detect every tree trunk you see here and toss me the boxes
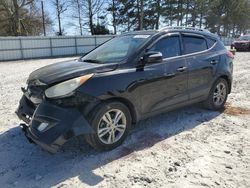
[56,0,62,35]
[177,0,180,26]
[112,0,117,34]
[13,0,20,36]
[140,0,144,30]
[128,17,130,31]
[199,12,203,28]
[88,0,94,35]
[191,13,196,27]
[76,0,83,35]
[180,0,183,26]
[232,23,236,37]
[136,0,144,30]
[186,0,189,26]
[169,0,173,26]
[41,1,46,36]
[155,0,160,29]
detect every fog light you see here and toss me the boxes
[37,122,49,132]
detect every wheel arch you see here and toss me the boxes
[219,75,232,93]
[102,97,138,124]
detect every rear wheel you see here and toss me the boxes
[204,78,229,110]
[85,101,131,151]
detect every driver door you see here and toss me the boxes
[139,34,188,115]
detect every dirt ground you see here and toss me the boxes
[0,52,250,188]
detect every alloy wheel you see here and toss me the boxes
[97,109,127,145]
[213,82,227,106]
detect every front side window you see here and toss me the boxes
[81,35,150,64]
[183,36,207,54]
[149,36,181,58]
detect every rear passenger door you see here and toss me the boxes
[182,34,219,100]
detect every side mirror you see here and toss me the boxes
[143,51,163,64]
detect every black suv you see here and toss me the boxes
[16,27,234,153]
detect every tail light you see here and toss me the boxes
[226,50,234,59]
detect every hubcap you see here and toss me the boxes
[213,82,227,106]
[97,109,126,145]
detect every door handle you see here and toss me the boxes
[210,60,219,65]
[177,66,187,72]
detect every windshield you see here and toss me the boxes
[238,36,250,41]
[81,35,151,64]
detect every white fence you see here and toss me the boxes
[0,35,233,61]
[0,35,114,61]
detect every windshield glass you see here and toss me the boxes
[238,36,250,41]
[81,35,151,64]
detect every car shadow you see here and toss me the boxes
[0,104,222,187]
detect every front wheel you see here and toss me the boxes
[85,101,131,151]
[204,78,229,110]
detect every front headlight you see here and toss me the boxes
[45,74,94,98]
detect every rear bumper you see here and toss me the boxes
[16,95,94,153]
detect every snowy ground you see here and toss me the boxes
[0,53,250,188]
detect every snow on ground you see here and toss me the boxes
[0,53,250,188]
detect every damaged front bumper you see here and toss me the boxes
[16,95,94,153]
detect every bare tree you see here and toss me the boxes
[70,0,83,35]
[81,0,104,35]
[0,0,34,36]
[51,0,67,35]
[25,2,53,36]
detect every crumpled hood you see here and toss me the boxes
[27,59,117,85]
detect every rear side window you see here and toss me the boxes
[149,36,181,58]
[207,38,216,48]
[183,36,207,54]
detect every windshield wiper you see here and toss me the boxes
[82,59,102,64]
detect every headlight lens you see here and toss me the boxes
[45,74,93,98]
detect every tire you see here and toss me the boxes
[203,78,229,110]
[84,101,132,151]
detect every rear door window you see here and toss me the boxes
[149,36,181,58]
[183,36,207,54]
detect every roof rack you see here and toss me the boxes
[159,26,211,33]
